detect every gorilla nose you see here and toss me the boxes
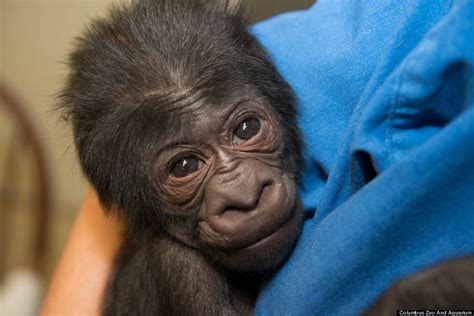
[204,161,272,228]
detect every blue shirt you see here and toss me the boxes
[253,0,474,314]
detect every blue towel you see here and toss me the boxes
[252,0,474,314]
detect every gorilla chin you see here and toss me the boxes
[212,200,303,273]
[200,168,303,273]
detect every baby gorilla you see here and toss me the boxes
[60,0,303,315]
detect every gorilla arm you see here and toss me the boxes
[103,237,249,316]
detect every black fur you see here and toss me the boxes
[366,255,474,314]
[61,0,301,237]
[61,0,303,314]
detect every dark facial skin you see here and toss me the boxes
[60,0,303,315]
[154,97,302,272]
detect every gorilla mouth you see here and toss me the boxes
[212,195,303,273]
[238,208,295,251]
[201,209,294,253]
[204,173,298,252]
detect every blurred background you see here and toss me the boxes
[0,0,314,314]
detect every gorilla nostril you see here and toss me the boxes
[258,181,271,201]
[204,165,275,218]
[222,202,255,214]
[222,180,272,214]
[222,197,257,214]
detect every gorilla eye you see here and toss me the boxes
[233,117,261,145]
[170,156,202,178]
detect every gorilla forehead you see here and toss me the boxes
[138,87,256,145]
[155,102,235,145]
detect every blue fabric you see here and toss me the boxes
[252,0,474,314]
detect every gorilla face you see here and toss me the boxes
[151,97,303,272]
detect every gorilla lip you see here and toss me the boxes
[203,172,296,251]
[240,211,294,252]
[242,204,296,255]
[240,190,300,253]
[241,174,297,250]
[215,200,303,273]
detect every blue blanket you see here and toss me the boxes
[252,0,474,314]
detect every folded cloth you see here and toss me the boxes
[252,0,474,314]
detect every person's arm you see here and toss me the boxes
[41,190,124,316]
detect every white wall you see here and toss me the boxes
[0,0,4,74]
[0,0,115,278]
[1,0,114,217]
